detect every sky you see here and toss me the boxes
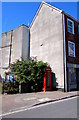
[0,2,78,43]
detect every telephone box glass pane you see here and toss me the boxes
[46,71,50,88]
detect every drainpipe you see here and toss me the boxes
[9,30,13,67]
[28,27,30,59]
[62,12,67,92]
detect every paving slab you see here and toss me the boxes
[1,91,79,114]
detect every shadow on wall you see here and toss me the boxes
[51,72,58,90]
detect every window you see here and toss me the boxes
[68,41,75,57]
[67,18,74,34]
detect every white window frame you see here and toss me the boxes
[68,41,75,57]
[67,18,74,34]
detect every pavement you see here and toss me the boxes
[1,90,79,114]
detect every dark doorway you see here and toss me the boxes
[68,68,77,91]
[76,69,79,90]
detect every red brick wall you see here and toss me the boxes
[65,15,79,64]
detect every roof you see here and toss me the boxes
[63,11,79,23]
[30,1,78,28]
[30,1,62,28]
[2,24,29,35]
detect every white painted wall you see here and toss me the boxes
[0,25,29,78]
[30,3,64,89]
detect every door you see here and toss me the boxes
[76,69,79,89]
[68,68,77,91]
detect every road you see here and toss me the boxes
[2,97,78,118]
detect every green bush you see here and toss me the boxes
[2,81,19,94]
[10,57,48,92]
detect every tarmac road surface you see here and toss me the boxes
[2,96,78,118]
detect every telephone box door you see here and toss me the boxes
[43,67,51,92]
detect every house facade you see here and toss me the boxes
[30,1,79,91]
[64,14,79,91]
[0,24,30,78]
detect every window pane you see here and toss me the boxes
[68,21,72,27]
[67,19,74,34]
[68,41,75,57]
[68,27,73,33]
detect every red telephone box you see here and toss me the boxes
[42,66,52,92]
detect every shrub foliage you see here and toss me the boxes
[2,81,19,94]
[10,57,48,92]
